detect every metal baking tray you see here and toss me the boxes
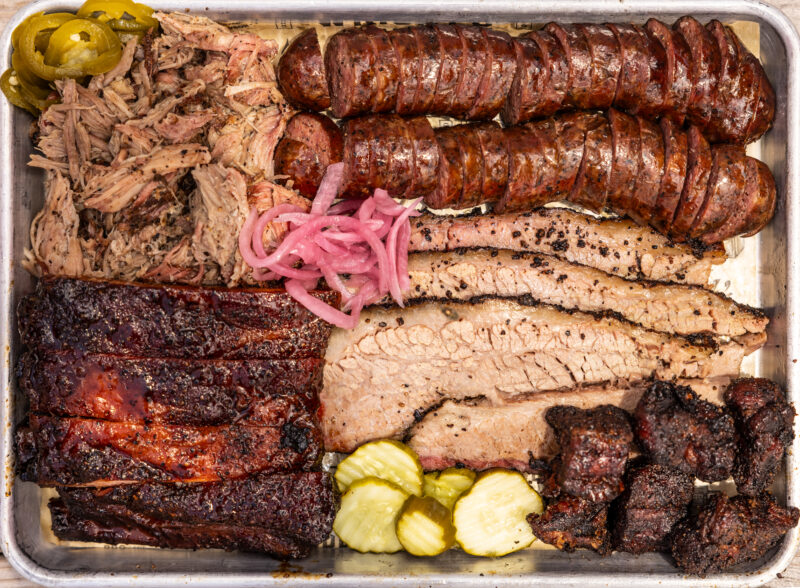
[1,0,799,585]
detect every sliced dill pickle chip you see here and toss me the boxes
[335,439,423,496]
[396,494,456,556]
[453,469,544,556]
[423,467,476,509]
[333,477,408,553]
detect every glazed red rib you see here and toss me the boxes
[17,414,322,486]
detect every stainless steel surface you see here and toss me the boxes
[0,0,798,586]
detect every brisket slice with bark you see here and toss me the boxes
[18,350,322,426]
[397,249,766,338]
[17,414,322,486]
[323,297,754,452]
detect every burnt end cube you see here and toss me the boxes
[671,493,799,576]
[724,378,796,496]
[611,463,694,553]
[528,494,610,555]
[545,404,633,502]
[633,380,736,482]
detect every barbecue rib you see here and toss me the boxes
[278,19,773,144]
[610,463,693,553]
[322,297,754,452]
[276,110,776,245]
[50,500,314,558]
[397,249,765,337]
[54,472,336,556]
[406,380,727,472]
[18,350,322,426]
[671,493,800,575]
[18,278,338,360]
[408,209,723,285]
[17,414,322,486]
[724,378,795,495]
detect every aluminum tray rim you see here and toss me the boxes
[1,0,799,586]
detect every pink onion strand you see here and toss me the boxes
[238,162,422,329]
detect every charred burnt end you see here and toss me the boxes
[528,494,611,554]
[633,380,736,482]
[610,463,693,553]
[545,404,633,502]
[724,378,796,496]
[671,493,799,575]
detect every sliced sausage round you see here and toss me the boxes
[651,119,688,234]
[690,145,748,238]
[524,29,569,116]
[640,25,669,118]
[275,113,344,198]
[673,16,721,131]
[670,125,713,239]
[325,28,378,118]
[645,19,691,124]
[412,25,442,114]
[705,20,741,143]
[570,115,613,211]
[500,36,546,125]
[702,157,773,243]
[370,115,412,197]
[606,108,642,213]
[715,32,759,144]
[473,122,510,203]
[608,24,651,115]
[364,25,400,113]
[457,125,486,208]
[496,126,546,212]
[451,25,487,117]
[467,29,515,119]
[552,111,593,196]
[432,24,464,115]
[748,55,777,142]
[389,27,421,116]
[578,24,621,110]
[545,23,593,109]
[429,127,465,209]
[628,117,665,225]
[341,116,374,197]
[277,28,330,111]
[406,116,440,199]
[740,158,777,237]
[274,138,324,198]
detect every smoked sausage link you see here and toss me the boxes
[277,18,774,144]
[275,111,776,245]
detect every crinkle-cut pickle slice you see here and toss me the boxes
[335,439,424,496]
[396,495,456,556]
[423,467,476,509]
[333,477,409,553]
[453,469,544,556]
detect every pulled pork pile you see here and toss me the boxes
[24,12,307,286]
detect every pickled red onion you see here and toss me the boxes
[239,162,422,329]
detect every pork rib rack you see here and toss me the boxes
[278,18,773,144]
[15,278,339,558]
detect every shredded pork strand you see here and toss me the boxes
[24,12,295,286]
